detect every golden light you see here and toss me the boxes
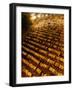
[30,14,36,20]
[37,14,41,18]
[45,14,48,17]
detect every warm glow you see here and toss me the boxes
[37,14,41,18]
[30,14,36,20]
[45,14,48,17]
[31,16,36,20]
